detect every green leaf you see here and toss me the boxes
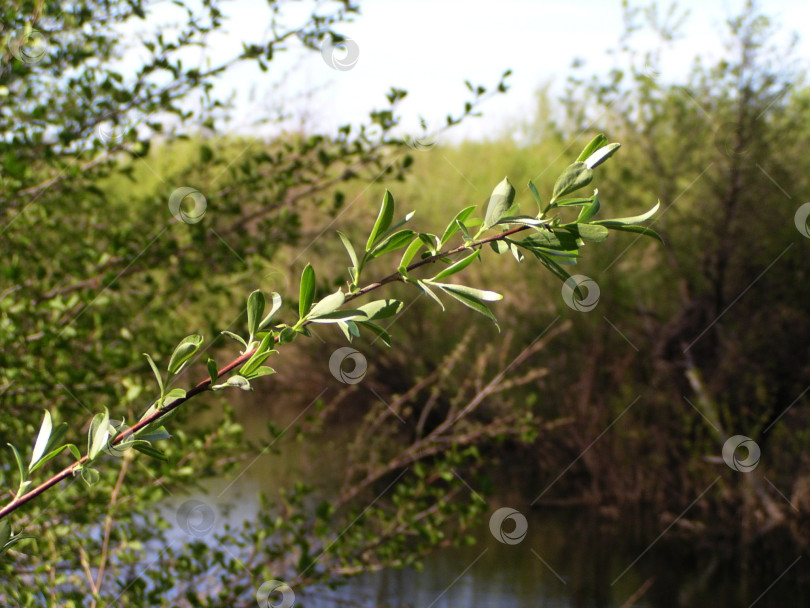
[399,238,424,275]
[81,467,101,486]
[431,250,480,281]
[259,293,283,330]
[247,366,276,379]
[162,388,187,407]
[226,375,252,391]
[29,410,53,471]
[433,283,503,302]
[528,181,543,214]
[221,330,248,350]
[576,133,608,162]
[307,309,368,323]
[88,408,111,461]
[437,285,499,327]
[337,320,358,342]
[240,334,276,375]
[598,223,664,243]
[490,240,508,255]
[555,197,595,207]
[143,353,164,396]
[370,229,416,258]
[167,334,204,375]
[246,290,265,339]
[483,178,517,229]
[0,520,10,553]
[134,426,172,442]
[366,190,395,251]
[28,444,71,474]
[67,444,81,460]
[593,200,660,226]
[416,280,445,310]
[564,223,609,242]
[535,251,579,295]
[308,289,345,319]
[299,263,316,318]
[519,229,581,252]
[357,299,403,320]
[551,162,593,203]
[441,206,476,245]
[132,443,168,461]
[207,358,218,384]
[576,193,601,223]
[8,444,26,493]
[337,231,359,269]
[358,321,392,348]
[584,142,620,169]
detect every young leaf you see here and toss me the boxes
[337,231,359,269]
[528,180,543,215]
[576,133,608,162]
[226,375,252,391]
[430,250,480,281]
[399,238,424,275]
[433,283,503,302]
[369,229,416,258]
[8,444,26,495]
[162,388,187,407]
[366,190,395,251]
[358,321,392,348]
[29,444,71,474]
[584,142,620,169]
[576,193,601,223]
[483,178,517,229]
[592,201,660,226]
[437,285,500,327]
[598,224,664,243]
[221,330,248,350]
[81,467,101,486]
[299,263,316,319]
[167,334,204,375]
[246,290,265,339]
[247,366,277,379]
[551,162,593,203]
[440,205,476,245]
[132,443,168,461]
[143,353,164,396]
[207,358,218,384]
[564,223,610,242]
[88,409,111,461]
[259,292,283,330]
[356,299,403,320]
[308,289,345,319]
[307,309,368,323]
[29,410,53,471]
[416,280,445,310]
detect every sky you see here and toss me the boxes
[133,0,810,142]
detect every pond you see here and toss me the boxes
[178,396,810,607]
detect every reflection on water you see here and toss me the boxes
[187,397,809,607]
[303,507,809,608]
